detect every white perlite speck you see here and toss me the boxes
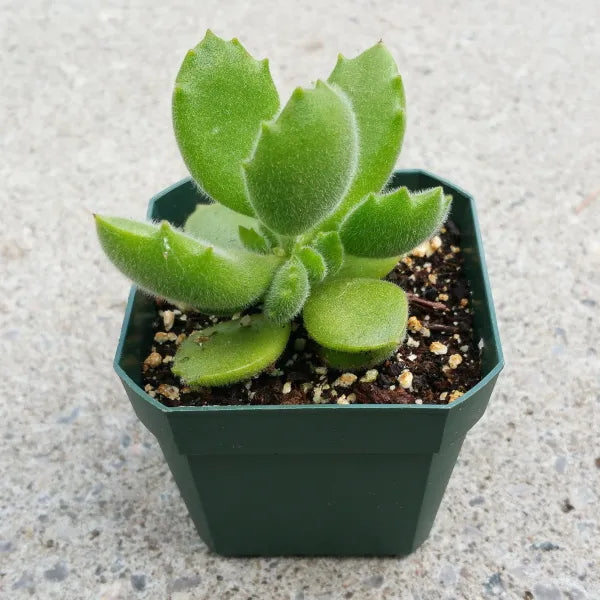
[162,310,175,331]
[448,390,464,402]
[407,316,422,332]
[157,384,179,401]
[398,369,413,389]
[360,369,378,383]
[448,354,463,369]
[406,335,420,348]
[154,331,177,344]
[333,373,357,387]
[282,381,292,394]
[430,235,442,251]
[411,241,433,257]
[143,352,162,368]
[430,341,448,355]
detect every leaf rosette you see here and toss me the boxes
[95,32,451,385]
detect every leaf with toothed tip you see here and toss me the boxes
[243,80,358,235]
[303,278,408,352]
[94,215,282,314]
[173,314,290,386]
[320,343,398,369]
[264,256,310,324]
[340,187,451,258]
[184,202,258,250]
[323,42,406,228]
[173,30,279,216]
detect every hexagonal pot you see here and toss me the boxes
[114,169,504,556]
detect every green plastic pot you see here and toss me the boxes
[114,169,504,556]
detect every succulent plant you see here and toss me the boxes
[95,31,451,386]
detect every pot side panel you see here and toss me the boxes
[176,450,460,556]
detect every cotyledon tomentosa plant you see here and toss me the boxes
[95,31,451,386]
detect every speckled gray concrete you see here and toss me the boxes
[1,0,599,598]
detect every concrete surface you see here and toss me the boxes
[2,0,599,598]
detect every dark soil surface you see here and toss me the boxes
[142,220,482,406]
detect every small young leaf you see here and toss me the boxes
[95,215,281,314]
[296,246,327,283]
[184,202,257,250]
[239,226,270,253]
[173,31,279,216]
[335,254,399,279]
[340,187,451,258]
[264,256,310,325]
[324,42,406,226]
[303,278,408,352]
[172,314,290,386]
[320,343,398,369]
[243,81,358,235]
[311,230,344,276]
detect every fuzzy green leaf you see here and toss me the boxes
[173,315,290,386]
[173,31,279,216]
[320,343,397,369]
[311,231,344,276]
[184,202,257,250]
[95,215,281,314]
[325,42,406,226]
[335,254,399,279]
[239,226,270,254]
[296,247,327,283]
[264,256,310,324]
[243,80,358,235]
[340,187,451,258]
[303,278,407,352]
